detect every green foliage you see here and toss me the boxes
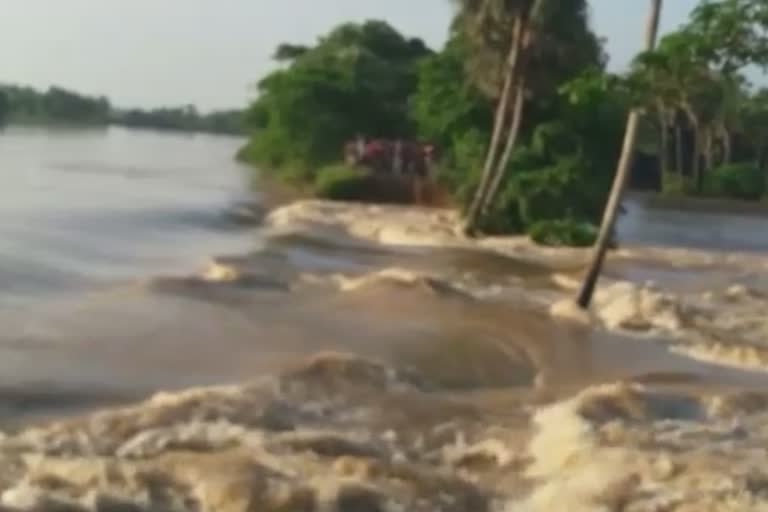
[314,165,370,200]
[439,128,489,205]
[273,44,310,61]
[474,69,626,237]
[112,106,244,134]
[314,164,415,203]
[0,91,8,124]
[0,83,241,134]
[239,1,768,246]
[702,162,766,201]
[453,0,604,101]
[237,10,627,245]
[241,20,431,178]
[661,172,694,197]
[409,34,494,207]
[1,84,110,124]
[475,148,613,238]
[410,37,491,148]
[510,154,608,226]
[628,0,768,198]
[529,219,597,247]
[42,87,110,123]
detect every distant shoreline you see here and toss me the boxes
[1,120,245,137]
[628,190,768,217]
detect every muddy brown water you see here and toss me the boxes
[2,126,768,422]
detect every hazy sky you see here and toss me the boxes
[0,0,699,111]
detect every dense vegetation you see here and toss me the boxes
[239,0,768,245]
[111,106,244,135]
[237,20,432,179]
[629,0,768,200]
[0,84,244,134]
[238,8,621,242]
[1,85,111,124]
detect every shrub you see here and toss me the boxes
[476,182,525,235]
[528,219,597,247]
[314,165,370,201]
[508,155,607,227]
[437,128,488,207]
[702,163,765,201]
[661,172,693,197]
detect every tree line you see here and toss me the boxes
[239,0,768,246]
[630,0,768,200]
[239,10,618,243]
[0,84,244,135]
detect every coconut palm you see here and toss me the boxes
[454,0,539,236]
[576,0,664,309]
[481,0,600,214]
[455,0,602,233]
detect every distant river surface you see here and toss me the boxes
[0,125,254,306]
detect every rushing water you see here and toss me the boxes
[3,127,768,510]
[1,125,768,420]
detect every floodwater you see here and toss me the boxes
[0,125,255,304]
[620,193,768,252]
[1,124,768,422]
[0,126,258,413]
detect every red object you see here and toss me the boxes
[344,137,438,177]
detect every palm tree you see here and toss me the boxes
[481,0,599,214]
[576,0,664,309]
[456,0,538,236]
[482,83,526,214]
[456,0,602,231]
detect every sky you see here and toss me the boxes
[0,0,700,112]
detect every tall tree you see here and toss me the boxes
[481,0,601,214]
[576,0,664,309]
[240,20,431,173]
[455,0,602,234]
[456,0,538,235]
[0,91,8,125]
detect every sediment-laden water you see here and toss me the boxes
[2,126,768,510]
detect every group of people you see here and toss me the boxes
[344,136,436,179]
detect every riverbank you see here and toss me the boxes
[266,198,768,269]
[634,190,768,216]
[3,198,768,511]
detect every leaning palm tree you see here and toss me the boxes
[456,0,539,236]
[456,0,601,232]
[481,0,599,214]
[576,0,664,309]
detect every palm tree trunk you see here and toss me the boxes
[720,125,732,165]
[704,128,714,174]
[463,13,527,236]
[576,0,663,309]
[691,122,702,192]
[478,0,545,218]
[658,112,671,175]
[482,82,526,214]
[675,122,684,175]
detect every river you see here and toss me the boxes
[2,126,768,510]
[0,126,263,414]
[0,124,767,416]
[3,125,767,302]
[0,125,254,304]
